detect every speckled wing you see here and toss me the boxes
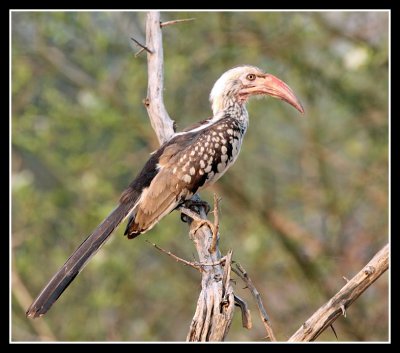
[128,160,191,237]
[123,132,206,238]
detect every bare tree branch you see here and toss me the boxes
[160,18,195,27]
[144,12,175,145]
[146,239,227,271]
[232,263,277,342]
[130,37,153,57]
[288,243,389,342]
[234,295,252,329]
[209,194,220,253]
[146,240,203,271]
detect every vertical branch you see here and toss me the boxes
[145,11,175,145]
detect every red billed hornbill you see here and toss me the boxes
[26,65,304,318]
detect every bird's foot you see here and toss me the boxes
[182,199,211,215]
[179,194,220,253]
[180,199,211,223]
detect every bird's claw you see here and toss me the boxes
[182,199,211,215]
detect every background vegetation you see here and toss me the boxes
[11,11,389,342]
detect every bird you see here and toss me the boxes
[26,65,304,319]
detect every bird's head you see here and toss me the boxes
[210,65,304,115]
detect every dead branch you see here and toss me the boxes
[146,240,202,271]
[130,37,153,57]
[288,243,389,342]
[160,18,195,27]
[234,295,252,329]
[144,12,175,144]
[146,239,227,271]
[232,263,277,342]
[220,178,376,339]
[209,194,220,253]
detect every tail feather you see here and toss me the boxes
[26,202,135,318]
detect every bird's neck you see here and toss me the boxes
[212,91,245,115]
[176,97,249,138]
[212,99,249,131]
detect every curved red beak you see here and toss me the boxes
[242,73,305,114]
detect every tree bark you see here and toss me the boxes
[144,12,175,144]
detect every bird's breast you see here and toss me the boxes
[170,118,246,192]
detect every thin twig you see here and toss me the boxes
[232,263,277,342]
[234,295,252,329]
[200,258,227,267]
[222,250,233,296]
[330,324,339,340]
[134,47,146,57]
[146,240,202,271]
[130,37,153,54]
[146,240,227,271]
[160,18,195,27]
[209,194,220,253]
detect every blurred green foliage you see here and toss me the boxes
[11,11,388,342]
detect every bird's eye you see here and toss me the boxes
[246,74,256,81]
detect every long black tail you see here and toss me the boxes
[26,202,135,318]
